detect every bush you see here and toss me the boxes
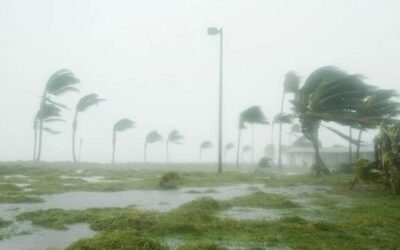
[159,172,181,189]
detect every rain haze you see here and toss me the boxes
[1,0,399,163]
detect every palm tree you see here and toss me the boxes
[72,94,105,162]
[236,106,268,167]
[112,119,135,163]
[144,130,163,163]
[278,72,300,165]
[199,140,213,162]
[273,113,294,168]
[292,66,375,176]
[224,142,235,160]
[166,130,184,163]
[354,89,400,159]
[35,69,80,161]
[242,145,252,164]
[33,103,65,160]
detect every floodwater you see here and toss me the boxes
[0,223,95,250]
[0,181,333,249]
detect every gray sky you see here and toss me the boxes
[0,0,399,163]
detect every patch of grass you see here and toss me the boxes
[0,217,11,228]
[228,191,299,209]
[66,230,166,250]
[177,242,228,250]
[159,172,182,189]
[0,183,43,203]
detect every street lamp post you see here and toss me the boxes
[207,27,223,173]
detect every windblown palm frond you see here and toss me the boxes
[146,130,163,144]
[273,113,294,124]
[45,97,70,110]
[43,127,61,135]
[200,141,213,149]
[76,93,106,112]
[284,71,300,93]
[36,103,62,120]
[45,69,80,95]
[240,106,269,127]
[225,142,235,151]
[167,130,184,144]
[113,119,135,132]
[242,145,252,152]
[290,124,301,133]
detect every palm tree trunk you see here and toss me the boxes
[270,124,275,162]
[311,128,330,176]
[112,131,116,163]
[355,129,363,159]
[278,89,285,168]
[33,123,38,161]
[166,141,169,164]
[251,125,255,165]
[36,118,44,161]
[78,138,82,161]
[349,127,353,163]
[236,129,242,167]
[72,112,78,163]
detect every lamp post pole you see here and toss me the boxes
[208,27,223,173]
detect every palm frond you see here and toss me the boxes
[113,118,135,132]
[284,71,300,93]
[322,125,360,145]
[225,142,235,151]
[167,130,184,144]
[240,106,269,126]
[45,97,70,110]
[43,127,61,135]
[146,130,163,144]
[36,103,62,120]
[273,113,294,124]
[76,93,106,112]
[200,141,213,149]
[46,69,80,95]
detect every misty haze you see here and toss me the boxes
[1,1,400,249]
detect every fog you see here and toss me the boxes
[1,0,400,163]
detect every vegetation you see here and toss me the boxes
[273,112,294,168]
[166,130,184,163]
[34,69,80,161]
[199,141,213,162]
[223,142,234,160]
[159,172,182,189]
[236,106,268,167]
[72,93,105,162]
[145,130,163,163]
[112,119,135,163]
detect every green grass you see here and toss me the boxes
[3,162,400,249]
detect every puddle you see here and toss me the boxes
[60,175,119,183]
[0,223,95,250]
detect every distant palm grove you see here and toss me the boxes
[32,67,400,193]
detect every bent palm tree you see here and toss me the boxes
[166,130,184,163]
[292,66,374,176]
[112,119,135,163]
[72,94,105,162]
[236,106,268,167]
[33,103,65,160]
[35,69,80,161]
[274,113,294,168]
[224,142,235,160]
[278,72,300,166]
[199,140,213,162]
[144,130,163,163]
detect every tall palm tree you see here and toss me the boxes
[35,69,80,161]
[72,94,105,162]
[33,103,65,160]
[292,66,375,176]
[224,142,235,160]
[112,118,135,163]
[199,140,213,162]
[273,113,294,168]
[166,130,184,163]
[236,106,268,167]
[144,130,162,163]
[242,145,252,164]
[278,72,300,165]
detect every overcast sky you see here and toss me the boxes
[0,0,399,163]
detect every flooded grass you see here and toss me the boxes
[1,162,400,249]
